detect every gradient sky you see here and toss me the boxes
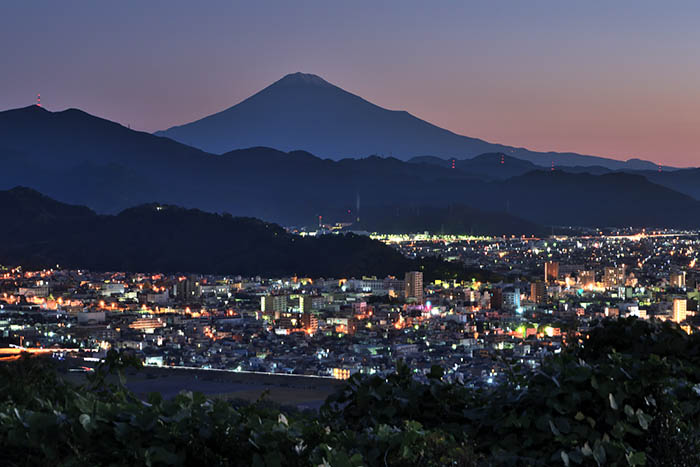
[2,1,699,166]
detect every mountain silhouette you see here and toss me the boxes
[156,72,666,171]
[354,204,544,236]
[409,153,542,180]
[0,187,498,281]
[2,105,700,230]
[486,170,700,228]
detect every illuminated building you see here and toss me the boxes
[261,294,288,314]
[672,298,687,324]
[174,276,200,302]
[530,281,546,304]
[18,286,49,297]
[301,312,318,333]
[326,316,358,335]
[332,368,352,380]
[670,271,686,288]
[346,276,404,294]
[98,283,125,297]
[298,295,313,313]
[544,262,559,283]
[128,318,166,333]
[404,271,424,304]
[603,266,626,289]
[351,301,368,316]
[502,287,521,311]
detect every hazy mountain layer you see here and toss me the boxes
[156,72,668,171]
[2,105,700,230]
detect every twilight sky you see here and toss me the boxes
[2,1,699,166]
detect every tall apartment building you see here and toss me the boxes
[503,287,521,311]
[301,312,318,333]
[670,271,686,288]
[603,266,626,289]
[530,281,546,304]
[174,276,200,302]
[404,271,424,304]
[544,262,559,283]
[261,294,288,314]
[298,295,313,313]
[672,298,687,323]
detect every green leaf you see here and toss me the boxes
[561,450,570,466]
[626,451,646,466]
[635,409,651,430]
[549,419,561,436]
[581,443,593,457]
[79,413,91,431]
[593,441,607,466]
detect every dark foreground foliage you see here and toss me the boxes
[1,318,699,466]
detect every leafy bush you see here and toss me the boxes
[323,318,700,465]
[0,352,478,466]
[1,318,698,466]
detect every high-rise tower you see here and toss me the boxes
[404,271,424,304]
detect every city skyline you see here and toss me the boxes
[3,3,700,464]
[2,1,700,166]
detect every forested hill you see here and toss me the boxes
[0,187,492,281]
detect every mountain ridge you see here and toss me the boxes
[0,186,495,281]
[156,72,672,171]
[3,105,700,229]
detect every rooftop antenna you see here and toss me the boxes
[36,94,41,107]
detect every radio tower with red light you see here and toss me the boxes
[36,94,41,107]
